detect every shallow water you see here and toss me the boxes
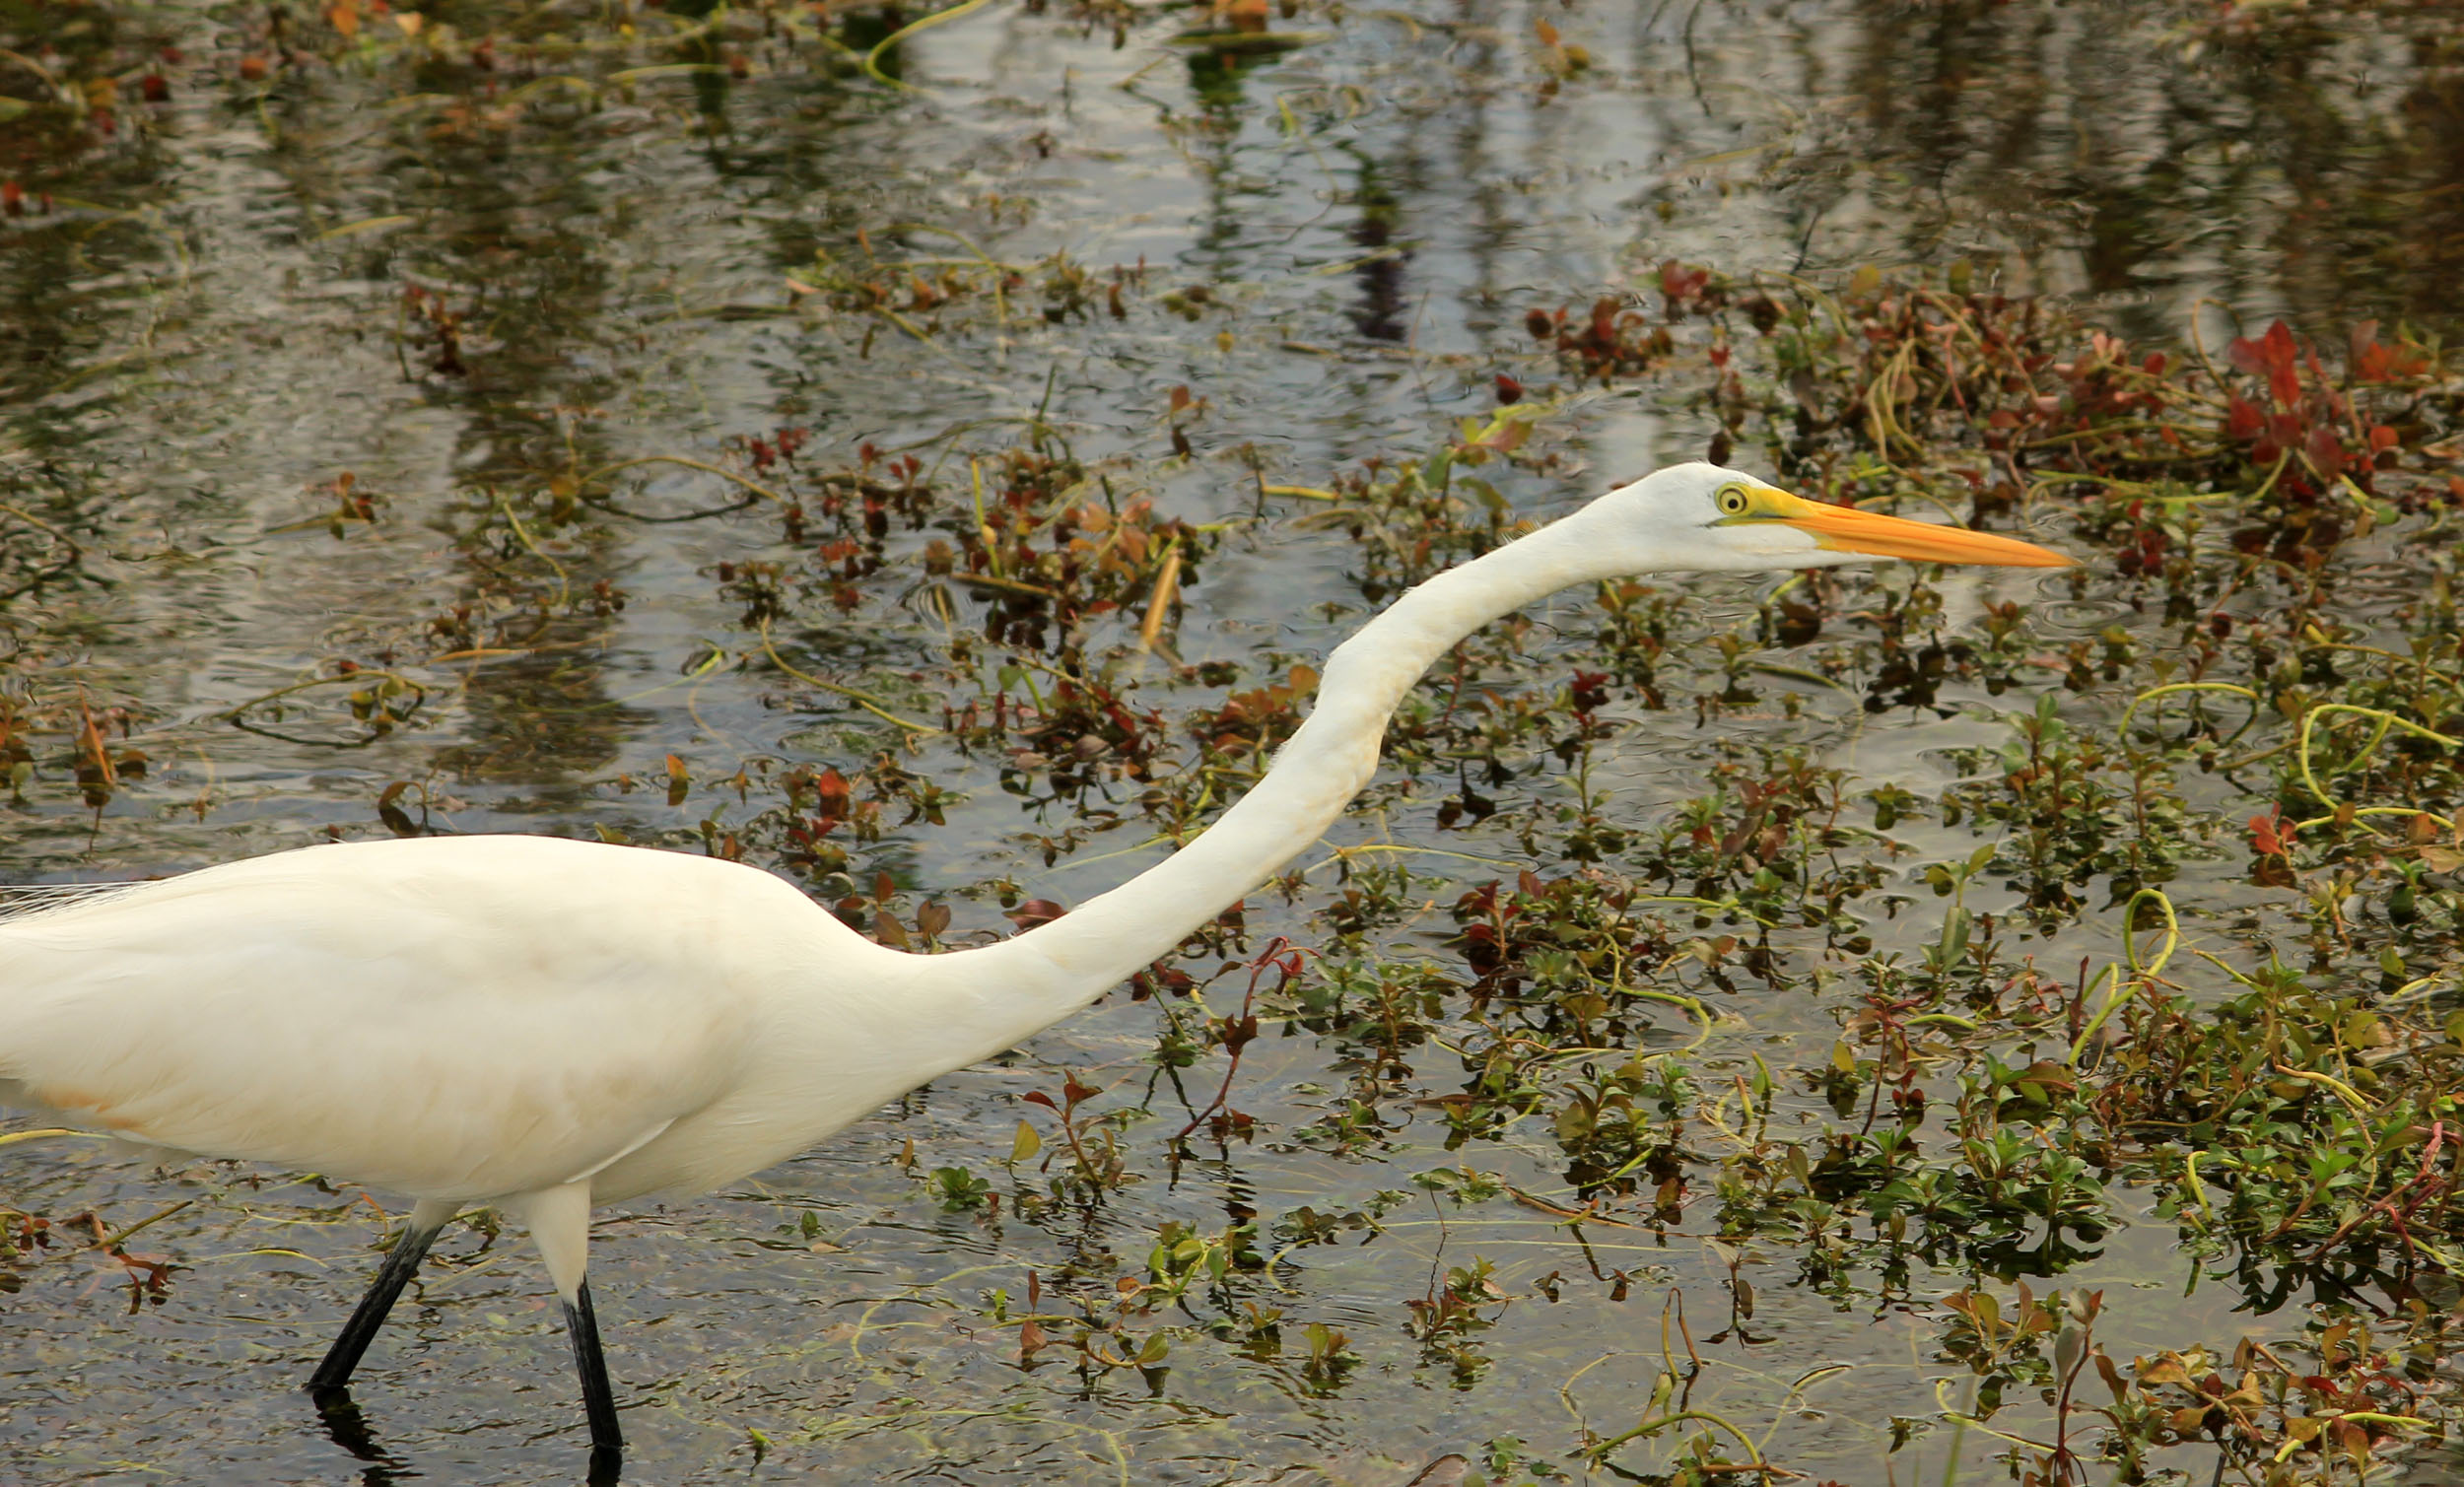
[6,0,2464,1481]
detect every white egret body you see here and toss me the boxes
[0,465,2067,1470]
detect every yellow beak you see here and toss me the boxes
[1767,490,2072,568]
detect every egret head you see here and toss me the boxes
[1583,462,2072,575]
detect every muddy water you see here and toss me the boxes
[4,1,2461,1482]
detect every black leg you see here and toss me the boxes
[565,1278,625,1473]
[307,1220,444,1395]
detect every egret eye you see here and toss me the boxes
[1715,485,1751,516]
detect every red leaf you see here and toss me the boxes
[2251,810,2293,856]
[2306,424,2346,478]
[1588,297,1619,348]
[2351,320,2388,381]
[2260,319,2296,370]
[1005,898,1069,930]
[2225,394,2263,440]
[814,766,852,821]
[2234,321,2302,404]
[2270,360,2301,409]
[1659,259,1709,306]
[2303,345,2336,401]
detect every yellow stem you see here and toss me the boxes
[862,0,1002,93]
[574,455,793,507]
[755,623,942,734]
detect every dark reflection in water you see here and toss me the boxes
[1798,0,2464,336]
[1346,151,1409,343]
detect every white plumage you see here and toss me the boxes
[0,464,2067,1470]
[4,839,898,1199]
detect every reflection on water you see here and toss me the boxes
[4,0,2462,1481]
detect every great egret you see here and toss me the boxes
[0,464,2065,1472]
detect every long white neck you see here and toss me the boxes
[920,510,1628,1066]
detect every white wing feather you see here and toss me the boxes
[0,881,161,922]
[0,838,822,1201]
